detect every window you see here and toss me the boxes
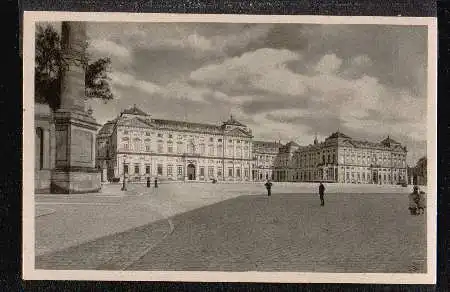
[157,141,163,153]
[244,168,249,178]
[228,167,233,177]
[124,130,128,134]
[200,144,205,154]
[208,145,214,156]
[217,168,222,177]
[145,165,151,174]
[146,145,151,152]
[227,145,233,156]
[145,132,151,136]
[133,138,140,151]
[177,142,183,154]
[217,144,223,155]
[218,138,222,142]
[124,164,129,174]
[167,141,173,153]
[157,133,163,138]
[157,164,163,175]
[134,164,140,174]
[167,165,173,176]
[177,166,183,176]
[210,137,214,142]
[168,134,173,138]
[208,166,214,177]
[200,167,205,177]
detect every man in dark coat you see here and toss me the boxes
[409,185,421,215]
[154,177,158,188]
[319,182,325,206]
[147,177,151,188]
[265,180,273,196]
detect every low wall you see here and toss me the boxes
[51,170,101,194]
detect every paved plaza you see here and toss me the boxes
[35,183,426,273]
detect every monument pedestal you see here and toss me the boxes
[51,109,101,193]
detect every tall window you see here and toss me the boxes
[244,168,249,178]
[208,166,214,177]
[217,168,222,177]
[157,164,163,175]
[227,145,233,157]
[133,138,140,151]
[200,144,205,155]
[236,168,241,178]
[167,141,173,153]
[167,165,173,176]
[236,147,242,157]
[208,145,214,156]
[145,139,151,152]
[228,167,233,177]
[217,144,223,156]
[177,166,183,176]
[145,165,151,174]
[200,167,205,177]
[134,164,140,174]
[157,140,163,153]
[124,164,129,174]
[177,142,183,154]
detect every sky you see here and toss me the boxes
[42,22,429,166]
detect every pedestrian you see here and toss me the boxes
[265,179,273,196]
[417,187,426,215]
[154,177,158,188]
[319,182,325,206]
[409,185,420,215]
[146,177,151,188]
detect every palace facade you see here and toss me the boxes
[96,105,254,182]
[289,132,408,184]
[96,106,408,185]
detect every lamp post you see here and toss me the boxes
[121,158,127,191]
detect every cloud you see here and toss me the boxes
[314,54,343,74]
[190,48,306,96]
[88,39,132,61]
[109,72,161,96]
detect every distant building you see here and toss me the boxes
[252,141,282,181]
[414,156,427,186]
[290,132,408,184]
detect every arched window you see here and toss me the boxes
[145,138,151,152]
[35,127,44,170]
[133,138,141,151]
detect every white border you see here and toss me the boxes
[22,12,437,284]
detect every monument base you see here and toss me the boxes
[35,169,52,194]
[51,168,101,194]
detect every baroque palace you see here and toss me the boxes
[95,105,408,184]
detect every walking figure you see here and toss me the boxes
[265,179,273,196]
[154,177,158,188]
[146,177,151,188]
[409,185,425,215]
[319,182,325,206]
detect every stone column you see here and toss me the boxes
[51,22,102,194]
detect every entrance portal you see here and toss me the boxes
[187,164,196,180]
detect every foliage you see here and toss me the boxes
[35,24,113,110]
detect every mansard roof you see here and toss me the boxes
[152,118,223,133]
[326,131,351,140]
[121,105,148,116]
[253,140,283,147]
[380,136,400,145]
[222,115,246,127]
[97,119,116,136]
[285,141,300,147]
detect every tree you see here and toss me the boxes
[35,24,113,111]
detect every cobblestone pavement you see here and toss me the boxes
[35,183,426,272]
